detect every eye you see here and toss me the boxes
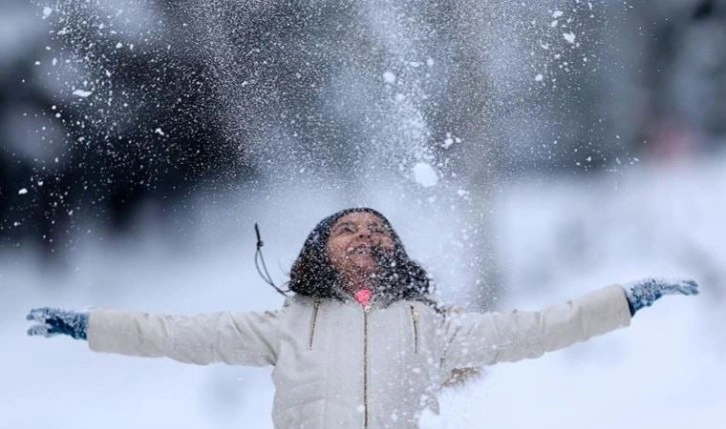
[336,224,356,234]
[369,224,387,234]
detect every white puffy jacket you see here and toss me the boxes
[87,285,631,428]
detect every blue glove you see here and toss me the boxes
[26,307,89,340]
[623,278,699,316]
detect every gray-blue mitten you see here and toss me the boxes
[26,307,89,340]
[623,278,699,316]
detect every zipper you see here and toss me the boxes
[308,300,320,350]
[363,307,370,429]
[409,305,419,354]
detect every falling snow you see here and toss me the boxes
[412,162,439,187]
[383,71,397,84]
[72,89,92,98]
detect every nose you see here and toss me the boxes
[359,225,378,239]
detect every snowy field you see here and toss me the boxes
[2,154,725,428]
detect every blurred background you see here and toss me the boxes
[1,0,725,428]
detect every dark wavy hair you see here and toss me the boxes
[288,208,433,304]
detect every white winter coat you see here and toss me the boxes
[87,285,631,428]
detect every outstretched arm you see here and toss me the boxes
[27,307,280,367]
[442,279,698,371]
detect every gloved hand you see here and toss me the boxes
[623,278,699,316]
[26,307,89,340]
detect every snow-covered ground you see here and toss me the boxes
[1,154,724,428]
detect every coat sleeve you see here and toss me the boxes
[441,285,631,371]
[86,309,280,366]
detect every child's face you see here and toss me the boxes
[325,212,395,282]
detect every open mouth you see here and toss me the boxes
[348,244,371,255]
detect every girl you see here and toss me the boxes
[27,207,698,428]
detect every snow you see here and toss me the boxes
[383,71,397,84]
[442,133,455,149]
[18,188,28,195]
[563,32,576,44]
[411,162,439,187]
[72,89,93,98]
[42,7,53,20]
